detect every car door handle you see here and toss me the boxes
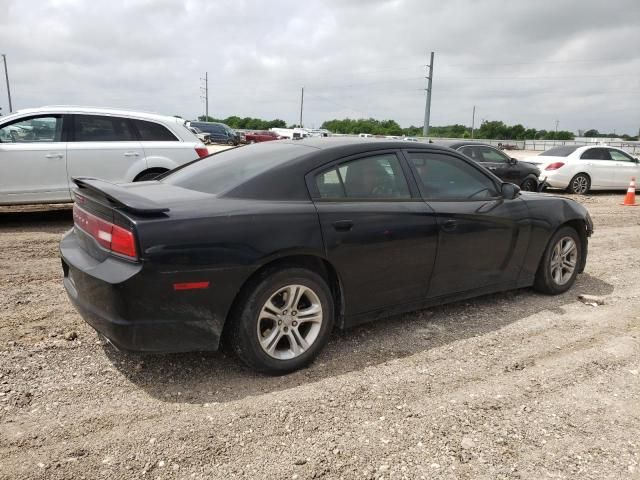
[332,220,353,232]
[45,153,63,159]
[123,151,140,157]
[441,219,458,232]
[487,166,497,171]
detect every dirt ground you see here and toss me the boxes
[0,192,639,480]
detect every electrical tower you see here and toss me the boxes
[423,51,434,137]
[200,72,209,120]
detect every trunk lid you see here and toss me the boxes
[71,178,215,262]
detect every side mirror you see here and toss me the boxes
[509,157,518,165]
[501,182,520,200]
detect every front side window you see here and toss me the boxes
[408,152,499,200]
[608,149,635,162]
[132,119,177,141]
[0,116,62,143]
[476,146,509,163]
[74,115,135,142]
[315,153,411,199]
[580,148,612,160]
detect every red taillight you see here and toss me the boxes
[545,162,565,171]
[195,147,209,158]
[73,204,137,259]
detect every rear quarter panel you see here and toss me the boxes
[132,199,325,334]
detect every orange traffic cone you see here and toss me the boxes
[621,177,638,206]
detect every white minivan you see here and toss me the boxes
[0,106,208,205]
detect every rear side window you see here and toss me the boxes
[540,146,579,157]
[0,116,62,143]
[163,142,306,195]
[315,153,410,199]
[581,148,612,160]
[132,120,178,141]
[408,152,499,200]
[73,115,135,142]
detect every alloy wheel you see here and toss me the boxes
[571,176,589,194]
[522,179,537,191]
[550,236,578,285]
[257,284,323,360]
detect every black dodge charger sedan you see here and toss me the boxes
[437,140,543,191]
[61,138,593,374]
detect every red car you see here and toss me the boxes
[245,130,282,143]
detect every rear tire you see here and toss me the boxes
[534,226,581,295]
[568,173,590,194]
[230,268,334,374]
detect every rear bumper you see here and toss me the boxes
[60,229,224,353]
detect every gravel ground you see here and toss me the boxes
[0,192,639,479]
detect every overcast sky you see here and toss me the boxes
[1,0,639,134]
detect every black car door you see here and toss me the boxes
[309,151,439,316]
[473,145,522,184]
[405,150,529,298]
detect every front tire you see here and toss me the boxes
[230,268,334,374]
[520,177,538,192]
[534,226,581,295]
[568,173,590,194]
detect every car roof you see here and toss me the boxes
[218,138,466,201]
[3,105,185,126]
[277,136,454,153]
[190,121,231,127]
[433,140,495,149]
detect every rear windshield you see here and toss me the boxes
[162,142,307,195]
[539,146,579,157]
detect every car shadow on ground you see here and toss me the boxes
[104,272,613,405]
[0,206,73,229]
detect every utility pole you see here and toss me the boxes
[299,87,304,128]
[2,54,13,113]
[200,72,208,120]
[423,51,434,137]
[471,105,476,139]
[555,119,559,135]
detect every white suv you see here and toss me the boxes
[0,106,209,205]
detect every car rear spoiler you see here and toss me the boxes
[72,177,170,215]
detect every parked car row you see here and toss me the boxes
[243,130,283,143]
[2,105,638,206]
[0,106,208,205]
[186,121,241,146]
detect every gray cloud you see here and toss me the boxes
[1,0,638,134]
